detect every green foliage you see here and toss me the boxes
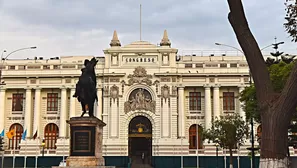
[203,114,249,149]
[240,60,295,122]
[285,0,297,42]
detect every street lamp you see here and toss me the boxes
[0,46,37,84]
[215,139,219,168]
[41,138,45,157]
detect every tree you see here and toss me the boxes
[204,114,248,168]
[227,0,297,167]
[240,59,295,123]
[285,0,297,42]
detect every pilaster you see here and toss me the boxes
[33,88,41,137]
[178,86,185,137]
[0,88,6,132]
[204,85,212,130]
[59,88,67,137]
[25,88,32,136]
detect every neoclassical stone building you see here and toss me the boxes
[0,30,267,167]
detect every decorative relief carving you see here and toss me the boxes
[124,88,156,113]
[209,78,215,83]
[104,78,109,83]
[121,80,125,95]
[153,80,160,94]
[172,86,177,95]
[104,86,109,95]
[161,85,170,102]
[172,78,176,82]
[127,66,153,86]
[110,85,119,101]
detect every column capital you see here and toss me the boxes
[238,84,246,89]
[213,84,221,88]
[35,87,42,91]
[177,84,184,88]
[203,84,211,88]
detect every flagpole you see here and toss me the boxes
[24,138,27,168]
[12,126,16,168]
[35,138,38,168]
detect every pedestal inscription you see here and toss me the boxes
[71,127,95,156]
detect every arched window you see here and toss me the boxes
[44,123,59,149]
[8,123,23,150]
[189,124,203,149]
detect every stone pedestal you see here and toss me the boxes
[66,117,106,167]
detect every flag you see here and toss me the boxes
[6,129,16,139]
[22,129,27,140]
[0,129,4,137]
[33,130,37,140]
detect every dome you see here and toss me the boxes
[123,41,157,48]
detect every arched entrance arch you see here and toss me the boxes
[128,116,152,166]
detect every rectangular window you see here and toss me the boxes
[18,65,26,70]
[53,65,60,69]
[195,63,203,68]
[223,92,235,111]
[9,66,15,70]
[47,93,58,111]
[12,93,24,111]
[189,92,201,111]
[230,63,238,67]
[43,65,50,69]
[220,63,227,67]
[185,64,192,68]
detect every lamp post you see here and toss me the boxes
[41,138,45,157]
[0,47,37,84]
[215,140,219,168]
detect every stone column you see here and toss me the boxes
[238,86,246,120]
[59,88,67,137]
[204,86,212,130]
[69,88,76,118]
[33,88,41,137]
[24,89,32,136]
[178,87,185,137]
[213,86,220,119]
[96,88,103,120]
[0,89,6,132]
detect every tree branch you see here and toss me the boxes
[227,0,274,105]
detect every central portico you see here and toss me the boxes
[100,30,188,163]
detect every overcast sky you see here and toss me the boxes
[0,0,296,59]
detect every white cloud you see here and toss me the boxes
[0,0,296,59]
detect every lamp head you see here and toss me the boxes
[215,43,221,45]
[30,47,37,49]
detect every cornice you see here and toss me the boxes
[97,73,126,77]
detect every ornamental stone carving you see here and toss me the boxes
[127,66,153,86]
[124,88,156,113]
[110,85,119,101]
[161,85,170,101]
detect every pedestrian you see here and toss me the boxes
[141,152,145,164]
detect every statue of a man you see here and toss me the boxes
[73,58,98,117]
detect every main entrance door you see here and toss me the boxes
[128,116,152,167]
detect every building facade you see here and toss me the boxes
[0,30,270,167]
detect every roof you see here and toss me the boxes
[123,41,157,48]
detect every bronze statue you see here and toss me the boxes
[73,57,98,117]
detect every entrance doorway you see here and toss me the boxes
[128,116,152,167]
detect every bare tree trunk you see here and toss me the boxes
[229,147,233,168]
[226,0,297,167]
